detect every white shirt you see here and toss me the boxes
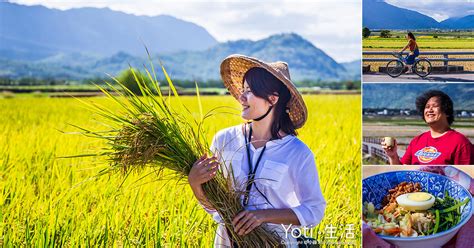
[206,124,326,247]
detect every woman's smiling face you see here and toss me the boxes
[239,80,272,120]
[424,96,447,125]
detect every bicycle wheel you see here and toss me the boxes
[386,59,404,78]
[414,58,432,78]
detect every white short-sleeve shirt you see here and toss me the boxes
[206,124,326,247]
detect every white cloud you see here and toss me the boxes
[11,0,362,62]
[385,0,473,21]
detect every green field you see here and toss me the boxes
[363,37,474,49]
[363,116,474,128]
[0,94,361,246]
[369,30,473,38]
[362,31,474,71]
[363,30,473,49]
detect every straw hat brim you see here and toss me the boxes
[220,54,307,129]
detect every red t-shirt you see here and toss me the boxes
[401,129,473,165]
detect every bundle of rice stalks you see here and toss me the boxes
[71,56,283,247]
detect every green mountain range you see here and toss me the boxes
[0,33,360,82]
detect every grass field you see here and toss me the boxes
[0,94,361,246]
[363,116,474,128]
[362,34,474,72]
[363,37,474,49]
[362,48,474,72]
[368,30,473,39]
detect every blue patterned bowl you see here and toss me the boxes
[363,170,473,248]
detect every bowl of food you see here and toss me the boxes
[362,170,472,248]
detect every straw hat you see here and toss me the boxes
[220,54,307,129]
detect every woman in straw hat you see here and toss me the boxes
[188,54,326,247]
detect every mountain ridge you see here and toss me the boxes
[363,0,473,29]
[0,33,360,82]
[0,2,218,59]
[0,3,360,82]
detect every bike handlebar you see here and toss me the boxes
[392,52,403,59]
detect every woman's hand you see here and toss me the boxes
[232,209,301,235]
[188,154,219,187]
[232,210,266,236]
[188,154,219,211]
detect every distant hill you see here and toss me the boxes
[0,33,356,82]
[0,2,218,60]
[441,15,474,29]
[363,0,439,29]
[341,60,361,80]
[0,2,357,83]
[157,33,351,82]
[363,84,474,110]
[363,0,472,29]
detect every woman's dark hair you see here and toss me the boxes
[415,90,454,125]
[407,32,416,41]
[243,67,296,139]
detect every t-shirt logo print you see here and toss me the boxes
[414,146,442,163]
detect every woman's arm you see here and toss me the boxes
[232,209,300,235]
[400,41,410,53]
[290,153,326,227]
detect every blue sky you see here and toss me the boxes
[10,0,362,63]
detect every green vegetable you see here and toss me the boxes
[439,198,470,213]
[431,196,470,234]
[433,210,440,234]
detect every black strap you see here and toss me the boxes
[243,123,266,206]
[228,123,272,248]
[253,105,273,121]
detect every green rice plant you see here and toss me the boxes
[66,59,283,246]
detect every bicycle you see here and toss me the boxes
[386,52,432,78]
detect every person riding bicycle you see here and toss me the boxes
[399,32,419,73]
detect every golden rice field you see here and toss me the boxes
[0,94,361,246]
[363,48,474,72]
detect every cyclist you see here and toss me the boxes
[399,32,419,73]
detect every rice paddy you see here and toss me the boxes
[363,37,474,50]
[362,35,474,72]
[362,48,474,72]
[0,93,361,246]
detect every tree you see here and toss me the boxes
[116,68,153,96]
[362,27,371,38]
[380,30,391,38]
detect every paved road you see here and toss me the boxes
[363,73,474,82]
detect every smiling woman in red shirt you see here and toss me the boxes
[382,90,473,165]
